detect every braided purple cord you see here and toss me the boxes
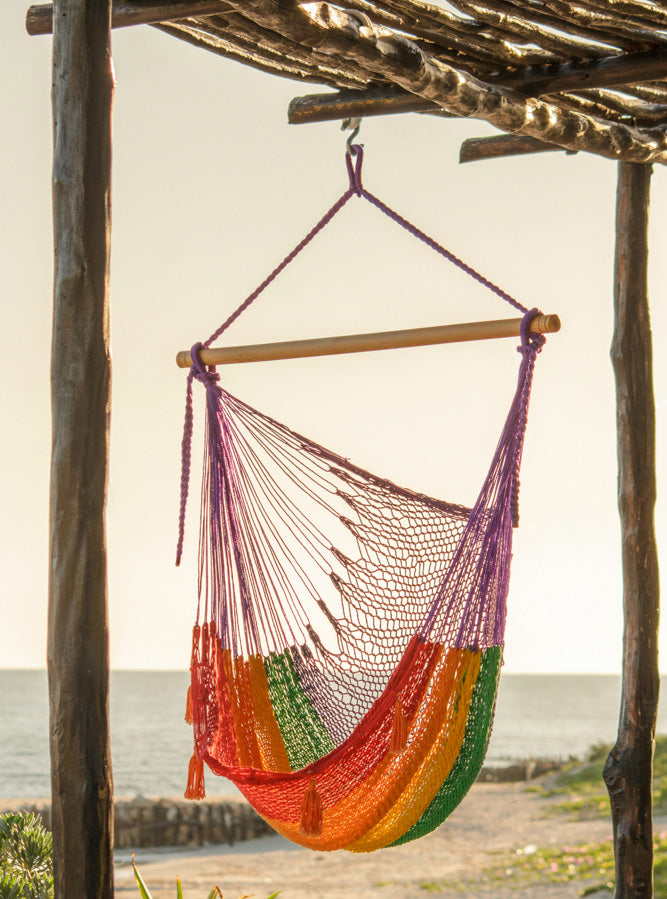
[347,145,528,315]
[202,185,356,350]
[176,367,195,566]
[176,342,225,566]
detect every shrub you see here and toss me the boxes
[0,813,54,899]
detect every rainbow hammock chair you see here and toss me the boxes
[176,145,553,853]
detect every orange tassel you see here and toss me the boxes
[299,779,322,837]
[390,699,408,755]
[184,685,193,725]
[184,752,206,800]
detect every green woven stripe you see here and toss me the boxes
[390,645,502,847]
[264,649,335,771]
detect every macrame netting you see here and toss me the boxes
[177,146,546,852]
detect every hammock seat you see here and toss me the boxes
[177,146,549,852]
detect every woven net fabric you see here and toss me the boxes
[178,146,546,852]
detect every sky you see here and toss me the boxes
[2,1,666,673]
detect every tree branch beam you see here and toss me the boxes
[264,3,667,164]
[27,0,230,35]
[288,86,436,123]
[551,90,667,128]
[288,46,667,125]
[447,0,658,52]
[459,134,573,162]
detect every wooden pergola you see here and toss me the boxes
[27,1,661,896]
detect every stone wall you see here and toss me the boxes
[2,797,275,850]
[479,758,564,782]
[3,760,565,850]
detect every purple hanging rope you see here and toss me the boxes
[345,147,528,315]
[176,145,538,564]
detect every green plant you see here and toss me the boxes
[537,737,667,820]
[132,856,281,899]
[0,812,54,899]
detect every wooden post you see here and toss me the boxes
[49,1,114,897]
[603,162,660,898]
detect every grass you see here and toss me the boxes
[374,740,667,897]
[482,829,667,897]
[537,736,667,820]
[374,831,667,896]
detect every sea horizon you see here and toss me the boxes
[3,666,658,676]
[2,669,666,801]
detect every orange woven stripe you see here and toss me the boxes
[248,655,292,773]
[215,649,261,769]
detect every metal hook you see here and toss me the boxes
[342,117,362,154]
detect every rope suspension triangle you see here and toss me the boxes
[176,145,556,852]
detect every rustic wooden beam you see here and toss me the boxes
[603,162,660,898]
[553,90,667,129]
[460,134,574,163]
[250,2,667,163]
[153,21,363,90]
[288,86,436,124]
[507,48,667,97]
[49,0,114,897]
[176,314,561,368]
[448,0,657,55]
[26,0,227,35]
[288,46,667,125]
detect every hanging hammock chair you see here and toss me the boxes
[175,145,555,853]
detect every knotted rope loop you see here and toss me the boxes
[190,342,220,388]
[345,144,364,196]
[509,308,544,529]
[518,308,546,356]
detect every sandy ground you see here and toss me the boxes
[112,782,620,899]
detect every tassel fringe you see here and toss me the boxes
[184,685,193,725]
[390,699,408,755]
[184,752,206,800]
[299,779,322,837]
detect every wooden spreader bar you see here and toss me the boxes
[176,313,560,368]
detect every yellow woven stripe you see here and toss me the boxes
[248,655,292,773]
[263,646,477,851]
[346,649,481,852]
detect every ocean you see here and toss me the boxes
[1,670,665,800]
